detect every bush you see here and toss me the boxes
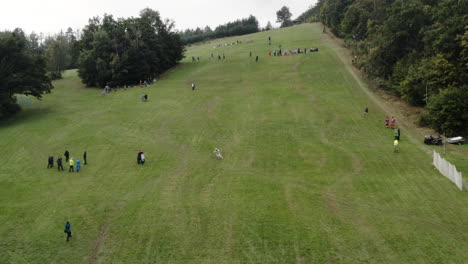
[423,86,468,136]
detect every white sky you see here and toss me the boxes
[0,0,317,35]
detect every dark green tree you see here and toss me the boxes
[78,9,184,87]
[0,29,53,118]
[276,6,293,28]
[424,86,468,136]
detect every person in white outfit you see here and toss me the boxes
[214,148,223,159]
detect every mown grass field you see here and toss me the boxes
[0,23,467,264]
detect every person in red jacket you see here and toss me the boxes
[385,117,390,128]
[391,117,396,128]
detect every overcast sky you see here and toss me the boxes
[0,0,317,35]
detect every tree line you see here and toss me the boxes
[179,15,260,45]
[311,0,467,136]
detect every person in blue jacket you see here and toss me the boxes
[64,221,72,242]
[76,159,81,173]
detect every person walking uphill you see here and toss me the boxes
[64,221,72,242]
[69,158,74,172]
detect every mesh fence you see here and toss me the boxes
[433,151,463,190]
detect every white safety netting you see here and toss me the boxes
[433,151,463,190]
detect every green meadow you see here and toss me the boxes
[0,23,467,264]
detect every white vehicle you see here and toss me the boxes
[447,136,465,145]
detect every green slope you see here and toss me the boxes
[0,23,466,264]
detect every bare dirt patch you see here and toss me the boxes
[88,226,109,264]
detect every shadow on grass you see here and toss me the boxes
[0,107,53,128]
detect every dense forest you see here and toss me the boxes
[298,0,468,136]
[78,8,184,88]
[179,15,260,45]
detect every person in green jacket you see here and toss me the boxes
[394,140,399,152]
[394,129,399,140]
[69,158,74,172]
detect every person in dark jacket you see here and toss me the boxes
[47,155,54,168]
[64,221,72,242]
[137,151,142,164]
[64,150,70,162]
[83,151,87,165]
[57,156,64,171]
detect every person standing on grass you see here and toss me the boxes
[57,156,64,171]
[64,221,72,242]
[83,151,87,165]
[64,150,70,162]
[137,151,142,164]
[394,140,399,152]
[76,159,81,173]
[394,129,399,140]
[192,82,196,91]
[140,152,145,165]
[256,56,259,62]
[397,128,401,141]
[69,158,74,172]
[47,155,54,168]
[364,107,368,117]
[391,117,396,128]
[385,117,390,128]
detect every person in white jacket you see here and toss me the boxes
[214,148,223,159]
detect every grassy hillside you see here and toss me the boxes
[0,23,467,264]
